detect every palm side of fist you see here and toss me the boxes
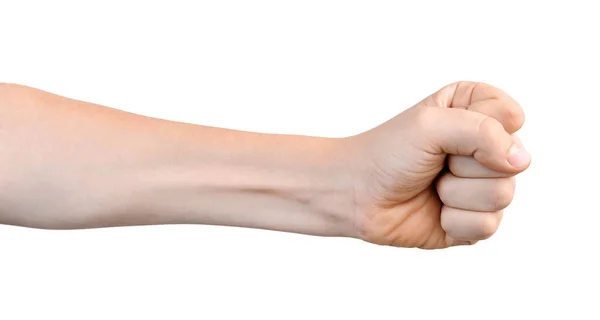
[346,82,531,249]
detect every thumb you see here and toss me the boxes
[413,106,531,174]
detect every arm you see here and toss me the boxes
[0,81,529,249]
[0,84,357,237]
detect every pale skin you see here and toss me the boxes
[0,81,530,249]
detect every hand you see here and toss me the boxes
[347,82,531,249]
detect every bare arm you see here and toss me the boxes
[0,84,357,237]
[0,81,529,249]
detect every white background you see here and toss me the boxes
[1,1,598,319]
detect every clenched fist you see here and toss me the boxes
[347,81,530,249]
[0,82,529,250]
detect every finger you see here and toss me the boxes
[463,99,524,134]
[413,106,531,174]
[441,206,504,241]
[448,135,529,178]
[437,173,516,211]
[448,156,513,178]
[424,81,525,134]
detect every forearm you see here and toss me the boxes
[0,84,357,237]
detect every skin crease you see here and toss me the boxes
[0,81,530,250]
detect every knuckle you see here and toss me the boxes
[476,117,508,163]
[477,116,504,142]
[435,174,454,203]
[447,156,460,175]
[448,155,473,177]
[478,215,499,239]
[435,172,451,189]
[489,178,516,210]
[504,104,525,132]
[413,106,437,130]
[439,206,455,233]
